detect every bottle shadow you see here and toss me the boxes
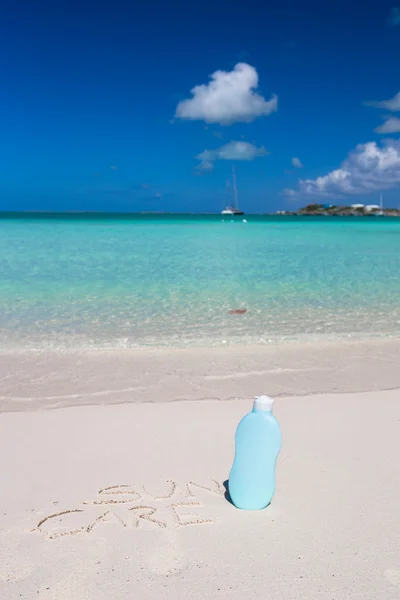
[223,480,234,506]
[223,480,272,510]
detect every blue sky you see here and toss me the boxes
[1,0,400,213]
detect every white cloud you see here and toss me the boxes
[291,157,303,168]
[199,141,268,161]
[196,160,214,172]
[284,139,400,198]
[196,141,268,171]
[375,116,400,134]
[175,63,277,125]
[388,6,400,26]
[365,92,400,111]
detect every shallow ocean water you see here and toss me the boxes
[1,213,400,349]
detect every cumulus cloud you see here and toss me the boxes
[284,139,400,198]
[196,160,214,172]
[291,157,303,168]
[375,116,400,134]
[175,63,277,125]
[199,141,268,161]
[196,141,268,171]
[388,6,400,26]
[365,91,400,111]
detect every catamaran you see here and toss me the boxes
[221,166,244,216]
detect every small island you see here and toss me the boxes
[277,202,400,217]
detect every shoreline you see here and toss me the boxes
[2,328,400,352]
[2,336,400,413]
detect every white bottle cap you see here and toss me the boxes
[253,395,274,411]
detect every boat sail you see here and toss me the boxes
[221,166,244,216]
[377,193,385,216]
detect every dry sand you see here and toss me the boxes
[1,339,400,599]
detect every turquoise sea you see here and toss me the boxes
[1,213,400,350]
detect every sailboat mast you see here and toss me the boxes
[232,165,238,209]
[380,192,383,211]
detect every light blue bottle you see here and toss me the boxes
[229,396,281,510]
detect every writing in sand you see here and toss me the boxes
[34,479,224,539]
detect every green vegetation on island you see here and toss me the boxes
[277,202,400,217]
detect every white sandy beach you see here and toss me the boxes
[1,339,400,599]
